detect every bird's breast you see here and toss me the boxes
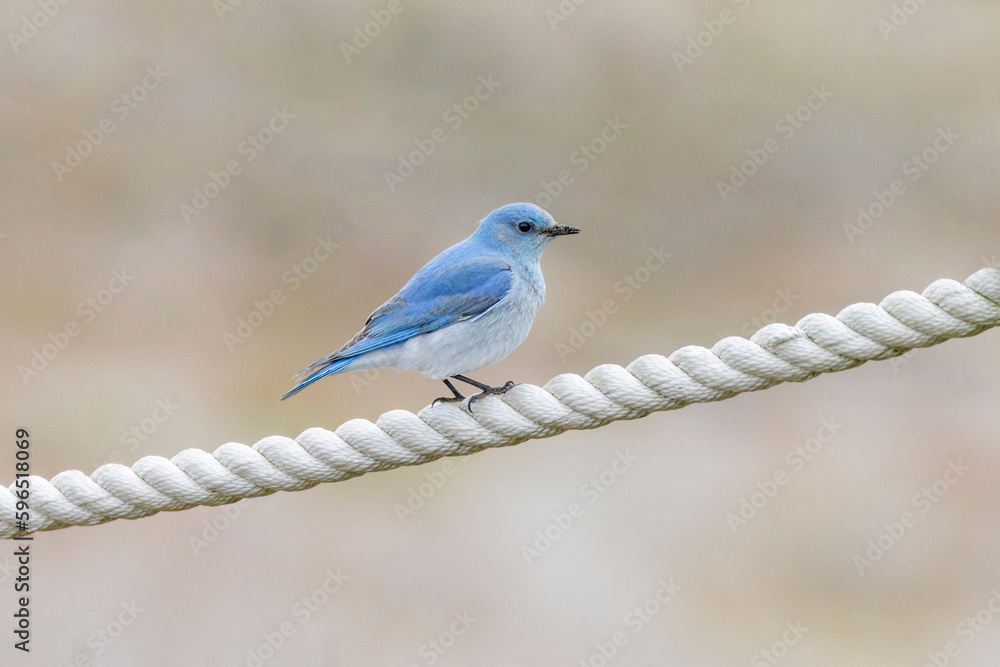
[384,271,545,379]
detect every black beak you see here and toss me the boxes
[542,224,581,237]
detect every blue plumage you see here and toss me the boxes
[282,202,579,405]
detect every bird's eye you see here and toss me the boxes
[517,221,533,233]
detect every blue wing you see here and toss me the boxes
[281,254,512,399]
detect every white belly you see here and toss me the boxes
[346,273,545,379]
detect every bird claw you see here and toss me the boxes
[432,394,465,407]
[466,381,517,413]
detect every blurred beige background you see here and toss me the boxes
[2,0,1000,665]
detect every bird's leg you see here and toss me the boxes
[432,378,466,406]
[451,374,517,412]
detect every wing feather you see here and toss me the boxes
[281,256,512,399]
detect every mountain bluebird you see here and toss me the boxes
[281,202,579,407]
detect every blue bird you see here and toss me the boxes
[281,203,579,407]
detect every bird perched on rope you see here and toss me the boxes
[281,202,580,408]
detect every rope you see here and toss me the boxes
[4,268,999,538]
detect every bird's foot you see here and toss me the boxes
[433,378,467,407]
[466,380,517,413]
[432,393,465,407]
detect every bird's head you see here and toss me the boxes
[473,202,580,259]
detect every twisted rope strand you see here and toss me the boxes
[4,268,998,538]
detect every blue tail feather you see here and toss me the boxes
[280,357,357,400]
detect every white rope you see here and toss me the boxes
[4,268,999,538]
